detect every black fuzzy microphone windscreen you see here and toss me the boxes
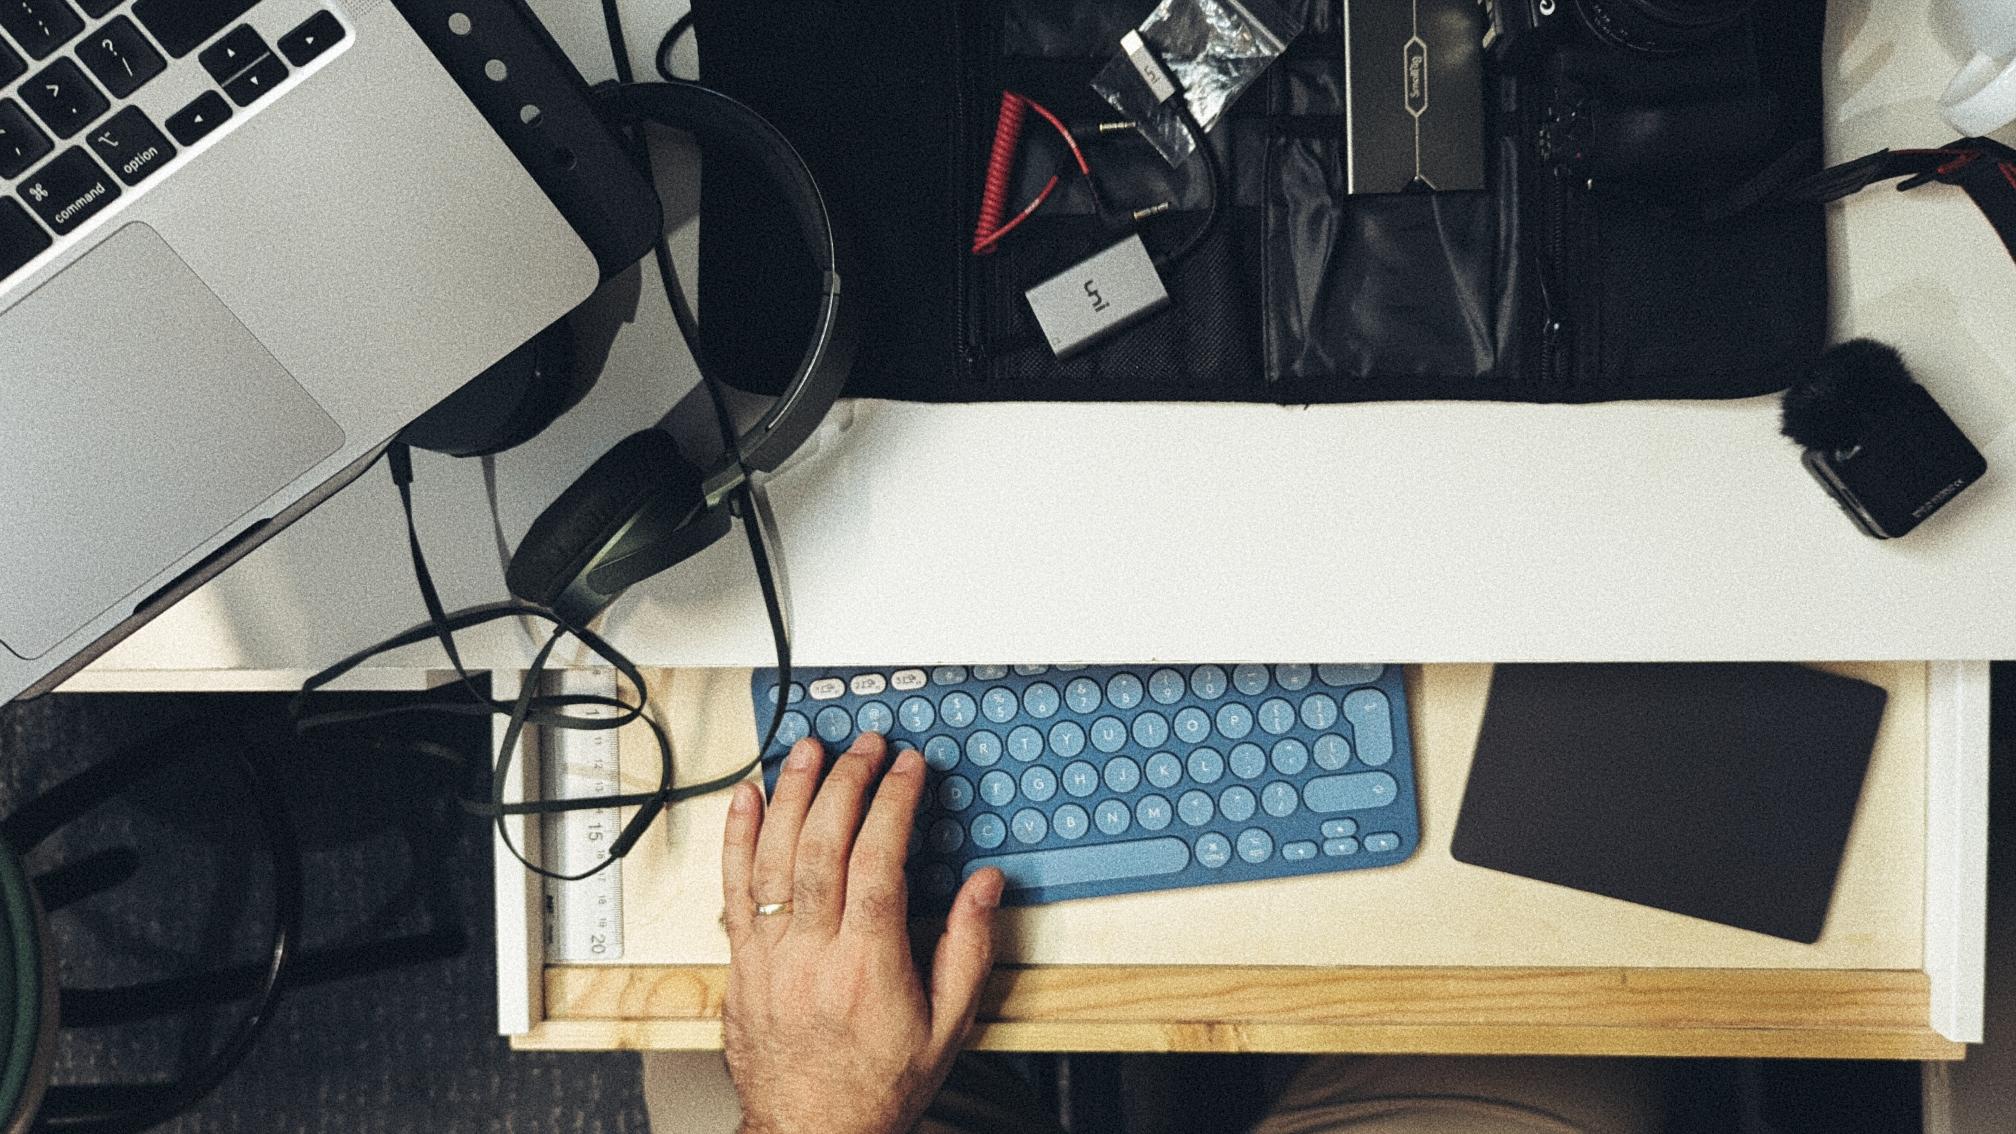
[1780,339,1920,451]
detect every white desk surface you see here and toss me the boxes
[73,0,2016,688]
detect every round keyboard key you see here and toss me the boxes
[1237,828,1275,864]
[1007,725,1044,762]
[924,735,961,771]
[1010,808,1048,844]
[1313,734,1351,771]
[1178,790,1215,827]
[1145,752,1182,789]
[979,770,1016,807]
[931,666,968,685]
[1219,785,1256,823]
[940,691,977,728]
[1190,664,1228,700]
[1270,738,1309,776]
[1131,710,1169,748]
[939,774,975,811]
[1214,702,1254,741]
[1282,840,1318,862]
[1136,794,1173,830]
[965,730,1003,766]
[1256,698,1295,735]
[1020,765,1057,803]
[1053,804,1089,840]
[1186,746,1225,785]
[1062,761,1099,797]
[1065,677,1102,714]
[899,696,936,732]
[1274,664,1312,691]
[920,862,958,897]
[974,665,1009,680]
[1102,756,1141,793]
[1048,720,1086,758]
[816,706,853,743]
[1148,668,1185,705]
[970,812,1007,850]
[1319,664,1384,687]
[1229,742,1267,780]
[1363,832,1402,854]
[856,701,894,736]
[775,711,810,748]
[1232,664,1270,696]
[1173,707,1211,744]
[982,687,1018,724]
[1261,781,1299,818]
[1022,682,1061,719]
[1195,833,1232,869]
[1106,672,1144,710]
[1095,799,1131,835]
[928,818,965,854]
[1090,716,1128,753]
[1299,693,1338,731]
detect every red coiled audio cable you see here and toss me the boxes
[971,90,1090,255]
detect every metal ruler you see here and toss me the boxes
[540,668,624,963]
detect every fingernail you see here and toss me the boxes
[973,869,1004,909]
[729,781,759,813]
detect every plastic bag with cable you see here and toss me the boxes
[1092,0,1301,167]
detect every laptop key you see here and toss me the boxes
[0,197,52,282]
[76,16,166,100]
[0,0,83,60]
[164,90,230,146]
[278,11,345,67]
[17,146,119,235]
[131,0,261,58]
[221,52,287,107]
[74,0,120,15]
[86,106,174,186]
[0,36,23,87]
[198,25,266,82]
[0,98,52,180]
[22,57,109,140]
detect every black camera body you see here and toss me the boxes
[1484,0,1752,62]
[1783,341,1987,540]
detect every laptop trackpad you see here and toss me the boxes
[0,224,344,661]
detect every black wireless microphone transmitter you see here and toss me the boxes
[1781,340,1986,540]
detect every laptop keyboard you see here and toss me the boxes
[0,0,349,287]
[752,664,1422,910]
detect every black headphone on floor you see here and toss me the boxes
[402,79,856,627]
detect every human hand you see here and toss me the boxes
[721,732,1006,1134]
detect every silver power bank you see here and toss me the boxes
[1024,233,1172,358]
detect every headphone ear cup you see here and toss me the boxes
[507,430,703,609]
[398,322,580,458]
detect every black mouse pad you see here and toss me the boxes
[1449,663,1888,943]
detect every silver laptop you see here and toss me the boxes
[0,0,600,703]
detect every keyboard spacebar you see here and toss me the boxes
[964,837,1192,891]
[133,0,262,58]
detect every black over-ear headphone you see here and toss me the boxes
[493,80,855,627]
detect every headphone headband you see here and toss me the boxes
[600,81,856,492]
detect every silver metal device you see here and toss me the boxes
[1023,231,1171,359]
[0,0,600,702]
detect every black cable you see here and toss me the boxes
[1150,102,1222,272]
[657,12,695,83]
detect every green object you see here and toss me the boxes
[0,840,43,1127]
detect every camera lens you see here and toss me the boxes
[1573,0,1753,55]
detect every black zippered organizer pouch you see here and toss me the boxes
[691,1,1826,404]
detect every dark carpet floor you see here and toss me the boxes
[0,688,647,1133]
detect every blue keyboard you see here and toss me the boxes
[752,664,1420,910]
